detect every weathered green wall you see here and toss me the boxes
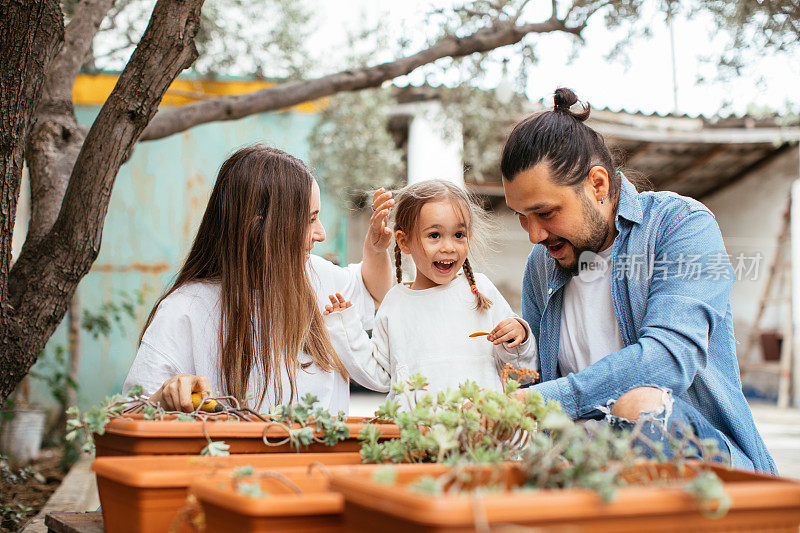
[32,107,347,410]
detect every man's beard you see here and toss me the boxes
[552,194,609,277]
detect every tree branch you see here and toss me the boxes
[23,0,115,260]
[43,0,116,113]
[141,16,584,142]
[3,0,204,401]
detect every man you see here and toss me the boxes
[501,88,776,473]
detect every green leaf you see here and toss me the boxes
[232,465,254,478]
[407,373,429,391]
[371,465,397,485]
[237,481,267,498]
[288,427,315,450]
[201,441,230,456]
[408,476,442,495]
[391,381,407,395]
[376,398,400,420]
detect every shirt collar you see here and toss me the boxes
[615,172,644,225]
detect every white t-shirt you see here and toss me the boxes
[324,272,538,403]
[122,255,375,414]
[558,246,624,376]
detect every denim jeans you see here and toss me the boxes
[604,393,754,470]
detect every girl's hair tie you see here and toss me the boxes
[470,284,478,294]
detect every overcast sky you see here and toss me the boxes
[314,1,800,118]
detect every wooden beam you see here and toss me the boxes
[660,145,727,192]
[615,142,649,166]
[697,143,795,199]
[594,123,800,144]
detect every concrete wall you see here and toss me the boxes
[20,107,347,409]
[703,146,799,394]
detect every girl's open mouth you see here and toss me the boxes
[433,260,455,273]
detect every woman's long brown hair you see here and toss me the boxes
[139,145,347,407]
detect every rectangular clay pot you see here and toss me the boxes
[330,463,800,533]
[92,452,366,533]
[94,415,398,456]
[190,463,446,533]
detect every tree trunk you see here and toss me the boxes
[67,292,81,409]
[24,0,115,249]
[0,0,65,399]
[1,0,205,401]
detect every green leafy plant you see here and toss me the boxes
[264,393,350,451]
[358,372,559,464]
[64,385,144,453]
[65,387,351,455]
[0,454,36,530]
[80,290,143,339]
[358,373,731,516]
[201,441,231,457]
[1,503,33,531]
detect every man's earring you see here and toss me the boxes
[599,197,604,205]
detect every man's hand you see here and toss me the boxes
[324,292,353,315]
[150,373,212,412]
[488,318,528,348]
[367,188,394,252]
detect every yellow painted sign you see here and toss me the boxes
[73,73,324,113]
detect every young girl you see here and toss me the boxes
[122,145,394,413]
[323,179,537,399]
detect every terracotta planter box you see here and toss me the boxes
[190,463,442,533]
[330,463,800,533]
[94,415,398,457]
[92,452,367,533]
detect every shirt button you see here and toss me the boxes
[548,288,553,295]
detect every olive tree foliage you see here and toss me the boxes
[306,0,628,197]
[700,0,799,72]
[91,0,314,79]
[309,88,405,202]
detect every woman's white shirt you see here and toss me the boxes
[324,272,538,403]
[122,255,375,414]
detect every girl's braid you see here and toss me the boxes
[394,244,403,284]
[462,258,492,312]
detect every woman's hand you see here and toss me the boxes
[488,318,529,348]
[323,293,353,315]
[149,373,212,412]
[367,188,394,252]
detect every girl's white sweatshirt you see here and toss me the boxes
[325,272,538,398]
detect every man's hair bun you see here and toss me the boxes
[553,87,590,121]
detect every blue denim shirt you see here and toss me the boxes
[522,175,777,474]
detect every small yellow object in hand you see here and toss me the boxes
[469,331,490,338]
[191,392,223,413]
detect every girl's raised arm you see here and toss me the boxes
[360,188,394,304]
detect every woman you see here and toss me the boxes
[122,145,393,413]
